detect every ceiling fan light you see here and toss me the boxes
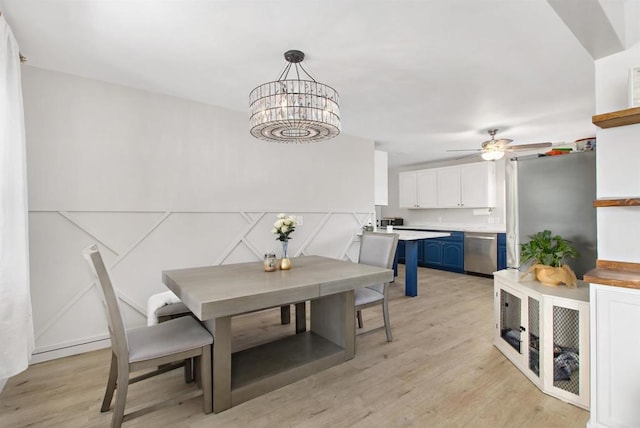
[481,150,504,161]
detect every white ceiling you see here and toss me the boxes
[0,0,615,168]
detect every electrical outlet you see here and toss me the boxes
[297,215,303,226]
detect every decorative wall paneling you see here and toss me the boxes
[30,210,373,362]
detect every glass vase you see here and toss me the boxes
[279,240,291,270]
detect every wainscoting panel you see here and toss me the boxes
[29,210,373,362]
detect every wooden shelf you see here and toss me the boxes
[592,107,640,128]
[584,260,640,289]
[593,198,640,207]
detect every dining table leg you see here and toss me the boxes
[310,290,355,359]
[204,316,232,413]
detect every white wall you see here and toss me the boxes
[382,158,506,227]
[374,150,388,206]
[594,40,640,263]
[23,67,376,362]
[589,26,640,428]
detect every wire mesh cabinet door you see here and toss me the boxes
[542,296,590,409]
[494,277,543,388]
[499,287,523,351]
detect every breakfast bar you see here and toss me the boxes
[387,229,450,297]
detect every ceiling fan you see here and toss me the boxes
[448,129,552,160]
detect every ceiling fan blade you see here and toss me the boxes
[446,149,482,152]
[453,152,482,160]
[494,138,513,147]
[481,138,512,147]
[504,142,552,151]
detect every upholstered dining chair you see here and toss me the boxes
[83,244,213,428]
[356,232,399,342]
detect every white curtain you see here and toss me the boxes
[0,14,34,380]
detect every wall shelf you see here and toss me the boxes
[584,260,640,289]
[592,107,640,128]
[592,198,640,207]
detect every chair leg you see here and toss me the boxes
[280,305,291,324]
[184,358,194,383]
[101,352,118,412]
[295,302,306,334]
[194,356,202,388]
[201,345,213,414]
[356,309,363,329]
[382,300,393,342]
[111,365,129,428]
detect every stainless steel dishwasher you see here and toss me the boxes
[464,232,498,276]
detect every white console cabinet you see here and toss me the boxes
[493,269,590,409]
[588,283,640,427]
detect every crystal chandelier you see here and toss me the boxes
[249,50,341,143]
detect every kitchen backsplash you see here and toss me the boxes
[379,206,503,229]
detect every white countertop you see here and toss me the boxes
[394,223,506,233]
[374,229,450,241]
[494,269,589,302]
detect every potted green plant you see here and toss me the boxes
[520,230,579,287]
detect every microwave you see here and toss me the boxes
[380,218,403,227]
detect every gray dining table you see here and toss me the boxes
[162,255,393,413]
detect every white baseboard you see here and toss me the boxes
[30,336,111,364]
[586,418,606,428]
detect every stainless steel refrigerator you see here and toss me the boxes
[505,151,596,278]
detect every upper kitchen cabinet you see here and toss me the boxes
[399,170,437,208]
[437,162,496,208]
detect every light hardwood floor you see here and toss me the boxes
[0,266,590,427]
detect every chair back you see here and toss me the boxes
[359,232,399,293]
[83,244,129,360]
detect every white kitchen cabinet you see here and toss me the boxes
[400,162,495,209]
[461,162,496,207]
[494,270,590,410]
[437,162,496,208]
[589,284,640,428]
[435,166,460,207]
[398,170,437,208]
[399,171,418,208]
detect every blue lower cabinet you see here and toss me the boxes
[497,233,507,270]
[422,231,464,273]
[442,242,464,272]
[423,240,443,267]
[398,229,465,274]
